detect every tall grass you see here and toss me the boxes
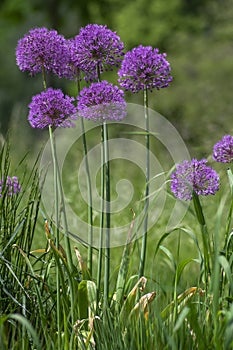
[0,134,233,349]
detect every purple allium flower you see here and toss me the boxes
[118,45,172,93]
[170,159,219,201]
[0,176,21,197]
[28,88,77,129]
[212,135,233,163]
[77,81,127,122]
[66,38,98,82]
[70,24,124,76]
[16,27,71,78]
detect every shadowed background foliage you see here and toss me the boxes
[0,0,232,158]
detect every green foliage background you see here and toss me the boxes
[0,0,232,158]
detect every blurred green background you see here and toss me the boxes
[0,0,233,158]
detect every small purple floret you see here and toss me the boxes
[0,176,21,197]
[28,88,77,129]
[77,81,127,122]
[118,45,172,93]
[170,159,219,201]
[213,135,233,163]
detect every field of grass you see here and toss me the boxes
[0,124,233,349]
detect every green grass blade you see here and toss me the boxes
[7,313,42,350]
[218,255,233,293]
[114,212,135,309]
[78,280,89,321]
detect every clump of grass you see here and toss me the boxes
[1,133,233,349]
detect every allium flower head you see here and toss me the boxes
[0,176,21,197]
[16,27,71,77]
[66,38,98,82]
[28,88,77,129]
[118,45,172,93]
[170,159,219,201]
[71,24,124,76]
[77,81,127,122]
[212,135,233,163]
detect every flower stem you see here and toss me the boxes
[76,76,93,276]
[41,65,47,90]
[138,88,150,279]
[103,120,110,309]
[48,125,61,348]
[95,64,111,309]
[97,125,105,308]
[49,126,75,326]
[80,119,93,275]
[192,192,211,283]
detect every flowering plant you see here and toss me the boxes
[118,45,172,93]
[77,81,126,122]
[16,27,70,78]
[170,159,219,201]
[28,88,77,129]
[0,176,21,197]
[213,135,233,163]
[71,24,124,77]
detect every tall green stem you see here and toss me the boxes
[80,119,93,275]
[138,88,149,279]
[46,70,75,329]
[76,77,93,276]
[97,125,105,308]
[103,120,110,308]
[43,72,61,347]
[192,192,211,284]
[48,125,61,348]
[95,64,111,309]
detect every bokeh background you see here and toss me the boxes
[0,0,233,159]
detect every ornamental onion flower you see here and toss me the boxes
[170,159,219,201]
[70,24,124,76]
[212,135,233,163]
[77,81,127,122]
[66,38,97,82]
[28,88,77,129]
[0,176,21,197]
[118,45,172,93]
[16,27,71,78]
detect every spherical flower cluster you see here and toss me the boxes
[170,159,219,201]
[77,81,127,122]
[70,24,124,76]
[118,45,172,93]
[28,88,77,129]
[212,135,233,163]
[67,38,97,82]
[0,176,21,197]
[16,27,71,78]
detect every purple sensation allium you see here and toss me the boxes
[66,38,97,82]
[170,159,219,201]
[118,45,172,93]
[16,27,71,78]
[212,135,233,163]
[70,24,124,76]
[0,176,21,197]
[28,88,77,129]
[77,81,127,122]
